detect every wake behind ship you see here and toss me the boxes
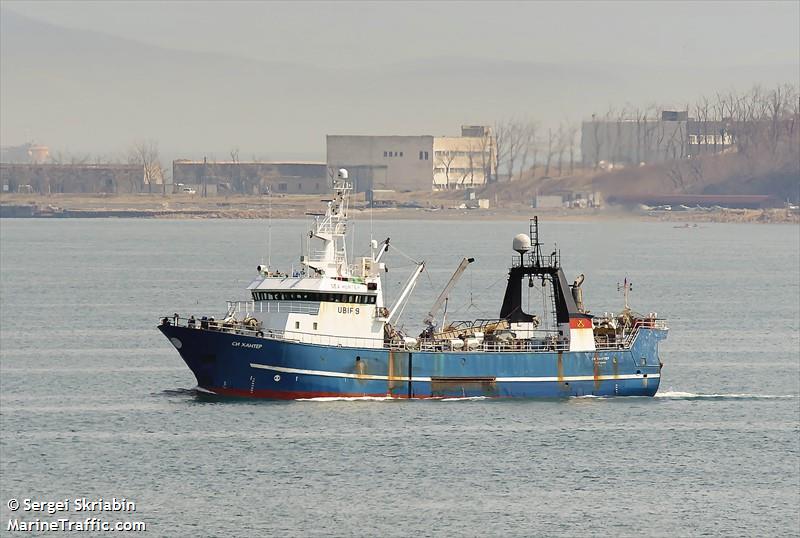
[159,169,667,399]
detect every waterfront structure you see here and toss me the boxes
[327,126,497,192]
[0,163,144,194]
[172,160,328,195]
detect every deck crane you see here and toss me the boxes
[422,257,475,334]
[387,261,425,325]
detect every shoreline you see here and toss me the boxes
[1,194,797,224]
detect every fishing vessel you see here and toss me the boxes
[158,169,668,399]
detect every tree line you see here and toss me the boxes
[489,83,798,184]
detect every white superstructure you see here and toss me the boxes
[235,170,412,348]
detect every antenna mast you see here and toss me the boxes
[618,278,632,311]
[529,216,544,268]
[267,189,272,269]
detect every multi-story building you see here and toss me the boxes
[327,126,496,192]
[433,126,497,189]
[325,136,433,192]
[172,160,328,195]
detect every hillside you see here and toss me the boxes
[2,8,797,158]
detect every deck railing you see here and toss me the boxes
[161,314,667,353]
[595,318,668,350]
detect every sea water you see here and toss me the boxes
[1,217,798,537]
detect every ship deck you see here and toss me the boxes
[159,312,667,354]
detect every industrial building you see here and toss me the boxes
[172,160,328,195]
[0,141,160,194]
[581,111,735,169]
[0,163,145,194]
[326,126,497,192]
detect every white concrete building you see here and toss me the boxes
[326,135,433,192]
[433,126,496,189]
[327,126,496,192]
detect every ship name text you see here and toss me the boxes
[232,342,263,349]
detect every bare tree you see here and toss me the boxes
[498,121,518,181]
[589,113,603,170]
[494,120,530,181]
[435,150,456,189]
[588,107,615,169]
[611,106,626,166]
[478,130,495,184]
[666,162,686,192]
[229,147,242,194]
[642,104,661,163]
[788,86,799,141]
[493,121,509,182]
[543,128,555,177]
[566,123,578,175]
[688,156,704,186]
[632,107,645,163]
[129,140,164,195]
[516,121,537,181]
[67,153,89,194]
[767,86,786,156]
[555,123,572,177]
[465,140,478,187]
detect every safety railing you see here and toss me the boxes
[162,314,568,353]
[410,338,570,353]
[161,314,666,354]
[594,318,668,350]
[162,314,386,348]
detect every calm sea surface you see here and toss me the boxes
[1,217,798,537]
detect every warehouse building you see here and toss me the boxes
[172,160,328,195]
[327,125,497,192]
[0,163,145,194]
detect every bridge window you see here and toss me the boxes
[252,291,377,304]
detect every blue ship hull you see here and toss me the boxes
[159,325,666,399]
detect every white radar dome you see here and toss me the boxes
[337,168,349,179]
[513,233,531,255]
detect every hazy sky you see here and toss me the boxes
[5,1,798,69]
[1,1,798,159]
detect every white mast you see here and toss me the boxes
[618,277,632,311]
[304,169,352,277]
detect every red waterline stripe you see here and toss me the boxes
[206,387,412,400]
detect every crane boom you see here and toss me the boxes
[423,257,475,327]
[375,238,390,263]
[387,261,425,325]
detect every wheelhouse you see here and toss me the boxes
[251,290,378,304]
